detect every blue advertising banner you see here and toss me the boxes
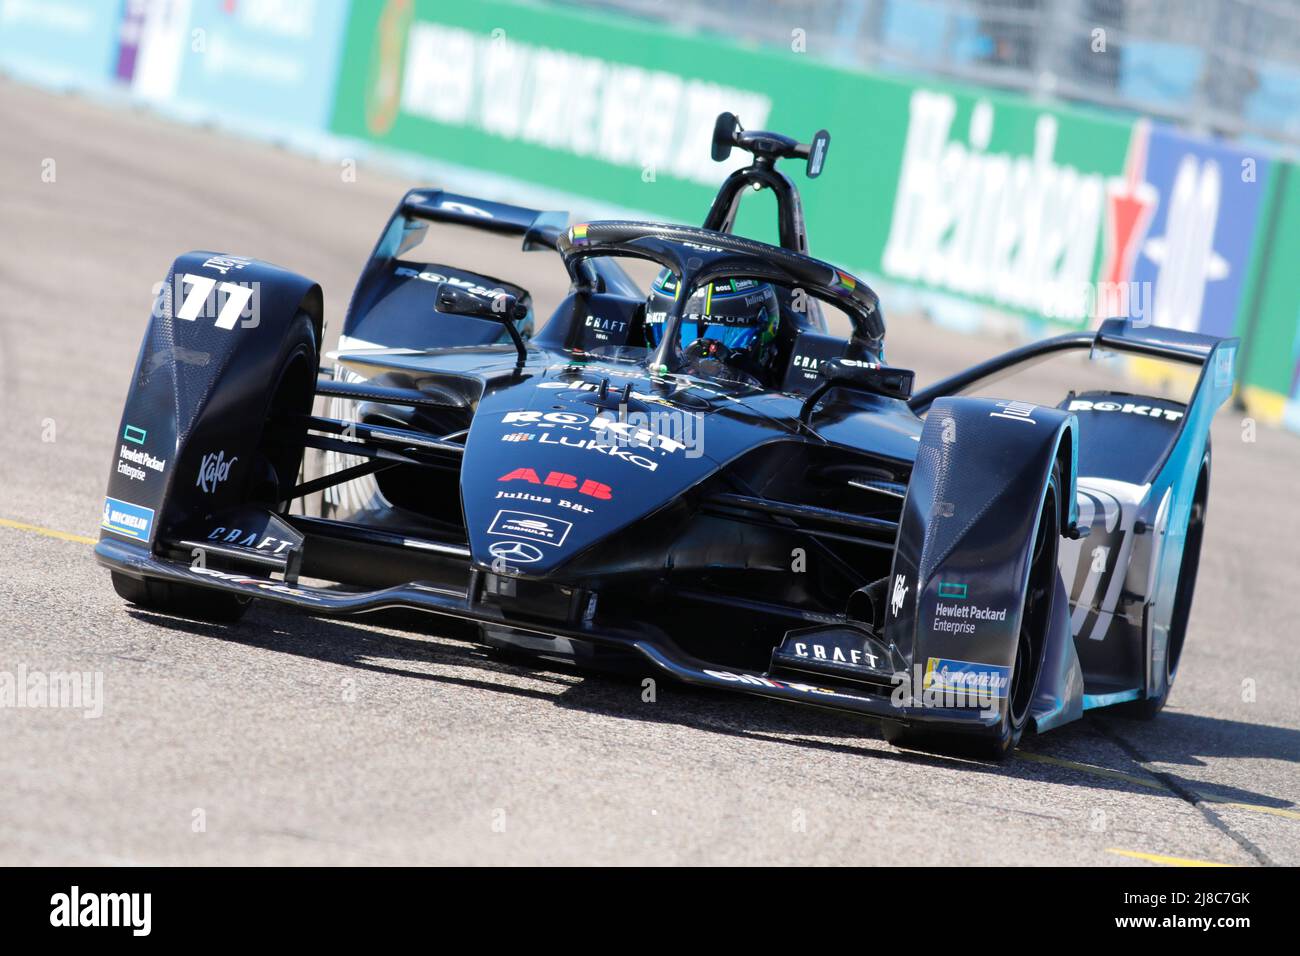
[168,0,350,132]
[1127,123,1271,339]
[0,0,125,88]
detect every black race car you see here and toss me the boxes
[97,114,1236,758]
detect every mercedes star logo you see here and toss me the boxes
[489,540,543,563]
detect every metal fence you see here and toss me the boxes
[548,0,1300,149]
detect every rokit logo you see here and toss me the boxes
[502,410,589,427]
[50,886,151,936]
[501,409,694,470]
[1067,398,1184,422]
[196,451,237,493]
[591,415,686,455]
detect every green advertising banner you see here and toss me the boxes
[331,0,1297,419]
[331,0,1132,323]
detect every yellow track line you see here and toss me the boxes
[1018,752,1165,789]
[1199,796,1300,820]
[1021,751,1300,821]
[1106,848,1231,867]
[0,517,96,545]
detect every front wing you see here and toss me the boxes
[96,534,998,731]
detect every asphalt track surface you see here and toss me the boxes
[1,78,1297,866]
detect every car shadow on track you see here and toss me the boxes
[1094,709,1300,770]
[127,603,1299,810]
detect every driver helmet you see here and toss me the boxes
[644,269,780,358]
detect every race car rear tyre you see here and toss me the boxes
[111,571,250,623]
[1118,451,1210,720]
[883,462,1061,760]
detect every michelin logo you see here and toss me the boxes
[101,497,154,541]
[923,657,1011,699]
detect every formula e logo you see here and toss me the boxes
[488,510,572,547]
[891,574,909,617]
[196,451,237,493]
[489,540,543,564]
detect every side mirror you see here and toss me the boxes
[435,284,526,322]
[711,111,739,162]
[806,129,830,178]
[434,283,528,365]
[818,358,913,400]
[800,358,914,424]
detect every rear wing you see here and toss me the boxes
[910,319,1237,414]
[1093,318,1224,366]
[911,319,1237,525]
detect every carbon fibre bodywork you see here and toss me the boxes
[96,180,1237,754]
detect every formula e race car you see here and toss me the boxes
[97,114,1237,758]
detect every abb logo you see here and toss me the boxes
[498,468,612,500]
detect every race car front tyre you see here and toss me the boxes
[105,312,318,626]
[883,461,1061,760]
[247,311,318,511]
[110,571,250,623]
